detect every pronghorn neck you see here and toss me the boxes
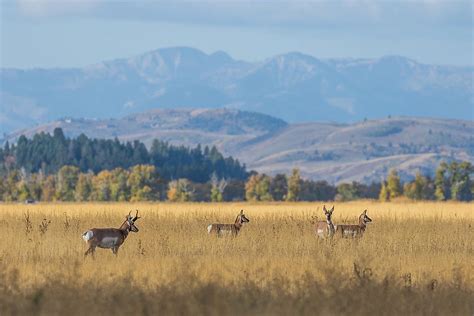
[358,216,367,231]
[118,221,131,238]
[326,218,335,235]
[327,220,335,232]
[234,218,243,231]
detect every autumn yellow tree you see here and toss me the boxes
[75,173,93,201]
[167,179,194,202]
[128,165,159,201]
[91,170,113,201]
[286,168,301,201]
[245,174,272,201]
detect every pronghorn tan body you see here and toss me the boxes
[315,205,335,239]
[82,211,141,257]
[335,210,372,238]
[207,210,249,237]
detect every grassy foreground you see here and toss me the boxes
[0,201,473,315]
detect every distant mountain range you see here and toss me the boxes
[6,108,473,184]
[1,47,473,135]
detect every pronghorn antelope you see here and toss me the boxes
[335,210,372,238]
[207,210,250,237]
[82,210,141,257]
[314,205,336,238]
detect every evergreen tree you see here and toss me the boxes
[270,174,287,201]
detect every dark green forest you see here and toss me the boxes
[0,128,247,182]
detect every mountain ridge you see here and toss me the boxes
[1,46,472,135]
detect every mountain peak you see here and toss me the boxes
[210,50,234,63]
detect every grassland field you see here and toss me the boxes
[0,201,473,315]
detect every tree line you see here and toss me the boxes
[0,128,247,182]
[0,129,472,202]
[1,161,471,203]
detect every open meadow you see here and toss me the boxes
[0,201,473,315]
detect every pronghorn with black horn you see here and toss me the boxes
[314,205,336,238]
[207,210,250,237]
[335,210,372,238]
[82,210,141,257]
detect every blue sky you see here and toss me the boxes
[1,0,472,68]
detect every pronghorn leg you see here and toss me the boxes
[84,245,95,257]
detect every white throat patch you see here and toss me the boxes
[82,230,93,242]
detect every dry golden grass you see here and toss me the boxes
[0,201,473,315]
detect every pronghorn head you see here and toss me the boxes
[323,205,334,223]
[125,210,141,233]
[360,210,372,225]
[236,210,250,225]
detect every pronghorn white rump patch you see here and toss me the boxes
[207,224,213,234]
[82,230,93,242]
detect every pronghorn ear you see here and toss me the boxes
[323,205,327,212]
[240,210,244,215]
[330,206,334,213]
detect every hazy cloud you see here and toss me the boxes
[15,0,102,16]
[10,0,472,28]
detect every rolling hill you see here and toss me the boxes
[1,47,472,135]
[5,108,473,184]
